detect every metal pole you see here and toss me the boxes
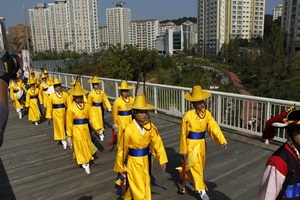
[23,4,30,51]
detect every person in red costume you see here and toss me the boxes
[258,109,300,200]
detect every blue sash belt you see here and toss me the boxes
[286,183,300,198]
[53,104,65,109]
[73,118,88,125]
[188,131,205,140]
[13,90,19,93]
[43,88,48,91]
[92,102,102,107]
[30,95,38,99]
[128,146,149,157]
[118,110,132,116]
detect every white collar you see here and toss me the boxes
[133,119,145,135]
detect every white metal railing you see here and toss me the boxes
[46,71,299,143]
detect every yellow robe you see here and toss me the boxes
[25,87,41,122]
[9,80,26,109]
[114,120,168,200]
[66,102,98,165]
[46,92,69,140]
[112,96,134,145]
[39,82,50,108]
[179,109,227,191]
[87,89,112,132]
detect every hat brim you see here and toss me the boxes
[126,103,154,110]
[68,88,88,96]
[184,91,211,102]
[117,86,133,90]
[272,122,300,128]
[88,80,102,83]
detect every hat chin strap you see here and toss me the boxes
[288,137,300,160]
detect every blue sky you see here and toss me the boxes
[2,0,283,27]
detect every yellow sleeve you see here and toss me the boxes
[207,111,227,145]
[102,93,112,110]
[179,114,188,155]
[46,95,52,119]
[150,125,168,164]
[9,84,14,99]
[25,92,30,107]
[114,125,129,173]
[66,105,74,137]
[112,98,119,124]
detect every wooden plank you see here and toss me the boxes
[0,101,277,200]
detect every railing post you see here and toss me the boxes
[217,94,222,124]
[101,80,105,92]
[181,90,185,116]
[266,102,271,120]
[115,81,119,98]
[154,86,157,114]
[64,75,67,89]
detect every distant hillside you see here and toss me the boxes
[160,17,197,25]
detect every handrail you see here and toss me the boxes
[44,70,299,143]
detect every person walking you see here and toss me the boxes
[114,94,168,200]
[66,83,100,174]
[29,69,40,86]
[25,78,42,125]
[258,109,300,200]
[87,76,112,141]
[112,80,134,146]
[9,75,26,119]
[46,78,70,150]
[179,85,227,200]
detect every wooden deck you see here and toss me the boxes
[0,101,280,200]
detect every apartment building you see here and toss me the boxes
[66,0,99,52]
[48,1,68,51]
[158,21,176,36]
[198,0,265,55]
[7,24,31,52]
[99,26,108,50]
[281,0,300,50]
[273,4,283,21]
[29,3,50,52]
[130,19,159,50]
[29,0,99,53]
[106,2,131,46]
[182,20,198,50]
[0,17,8,50]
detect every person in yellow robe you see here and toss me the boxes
[29,69,40,86]
[43,70,53,86]
[87,76,112,141]
[114,94,168,200]
[179,85,227,200]
[112,80,134,146]
[66,83,101,174]
[9,75,26,119]
[46,78,69,150]
[112,80,134,195]
[39,74,49,109]
[25,78,42,125]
